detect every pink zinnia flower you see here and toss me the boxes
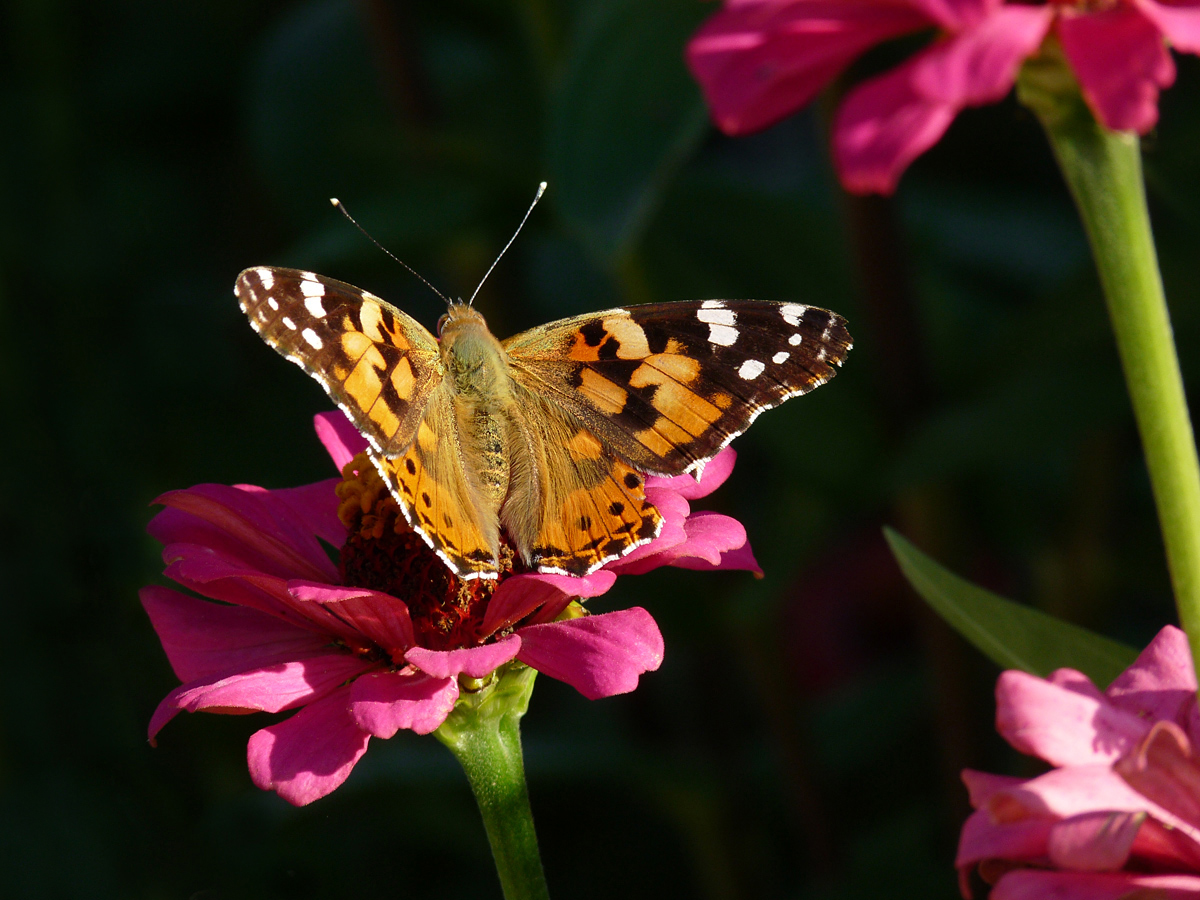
[958,625,1200,899]
[142,411,759,806]
[687,0,1200,194]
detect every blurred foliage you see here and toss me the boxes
[2,1,1199,898]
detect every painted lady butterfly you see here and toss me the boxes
[235,266,851,580]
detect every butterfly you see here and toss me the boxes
[235,266,851,580]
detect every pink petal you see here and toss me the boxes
[314,410,367,471]
[686,0,931,135]
[670,538,762,575]
[956,807,1053,868]
[904,0,997,31]
[605,515,689,574]
[152,483,337,583]
[1048,667,1107,703]
[516,607,664,700]
[646,447,738,500]
[140,585,326,682]
[1047,810,1144,871]
[911,5,1053,105]
[288,581,415,658]
[269,479,346,548]
[995,669,1150,766]
[988,764,1200,845]
[1058,4,1175,134]
[405,634,522,679]
[833,6,1049,195]
[1116,721,1200,830]
[1133,0,1200,53]
[149,653,375,741]
[992,870,1200,900]
[962,768,1026,808]
[1105,625,1197,724]
[833,55,958,195]
[480,570,617,637]
[349,669,459,737]
[161,545,365,643]
[247,687,370,806]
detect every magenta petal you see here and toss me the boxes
[140,585,326,682]
[1058,4,1175,133]
[991,870,1200,900]
[686,0,931,135]
[314,410,368,471]
[1117,721,1200,830]
[516,607,664,700]
[911,5,1052,105]
[606,518,689,575]
[645,447,738,500]
[905,0,997,30]
[247,686,370,806]
[480,571,617,637]
[289,581,415,657]
[269,479,346,548]
[350,669,459,737]
[668,512,754,568]
[1133,0,1200,54]
[1106,625,1198,724]
[962,768,1026,807]
[405,634,522,679]
[1047,810,1144,871]
[148,653,374,741]
[152,483,337,582]
[996,669,1150,766]
[833,56,958,195]
[956,808,1054,868]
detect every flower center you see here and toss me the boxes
[335,453,515,651]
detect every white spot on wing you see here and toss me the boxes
[281,316,296,330]
[697,307,736,326]
[268,298,279,311]
[789,333,802,346]
[302,328,323,350]
[772,351,790,364]
[300,280,325,299]
[781,303,808,326]
[701,300,724,309]
[304,295,326,317]
[738,359,765,380]
[708,323,738,346]
[259,269,274,290]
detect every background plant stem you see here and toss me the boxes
[1021,51,1200,673]
[436,667,550,900]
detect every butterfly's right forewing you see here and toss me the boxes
[235,266,443,457]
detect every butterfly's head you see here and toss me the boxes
[436,300,488,341]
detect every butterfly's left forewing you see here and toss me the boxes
[236,267,442,458]
[504,300,852,479]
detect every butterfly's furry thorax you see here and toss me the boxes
[235,266,852,580]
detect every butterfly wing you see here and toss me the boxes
[503,300,852,478]
[499,383,663,576]
[370,385,502,579]
[236,266,442,457]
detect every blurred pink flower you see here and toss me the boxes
[142,412,759,806]
[686,0,1200,194]
[957,625,1200,899]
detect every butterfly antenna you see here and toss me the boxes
[330,198,452,305]
[467,181,547,307]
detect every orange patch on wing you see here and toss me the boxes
[578,368,627,414]
[359,302,386,341]
[344,347,386,408]
[390,356,416,399]
[566,428,605,460]
[603,316,650,359]
[341,330,376,361]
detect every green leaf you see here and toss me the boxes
[884,527,1138,687]
[547,0,709,265]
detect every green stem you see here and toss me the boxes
[435,666,550,900]
[1019,47,1200,672]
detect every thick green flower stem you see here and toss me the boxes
[1019,49,1200,675]
[435,666,551,900]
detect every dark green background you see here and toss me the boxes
[4,1,1199,897]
